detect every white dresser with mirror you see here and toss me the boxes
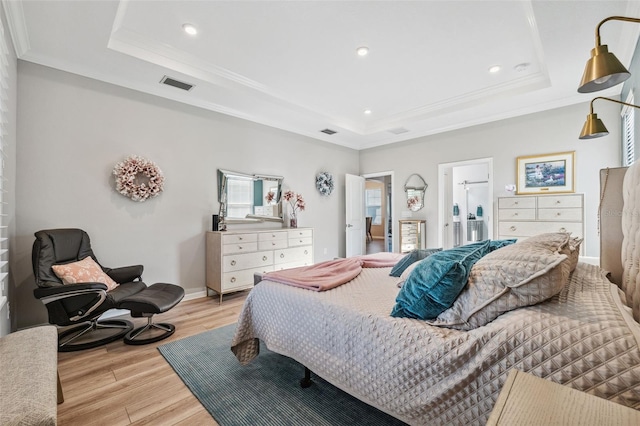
[206,228,314,303]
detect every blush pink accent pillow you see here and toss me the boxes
[52,257,119,291]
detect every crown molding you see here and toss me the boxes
[1,0,30,57]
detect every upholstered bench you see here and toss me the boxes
[118,283,185,345]
[0,325,60,425]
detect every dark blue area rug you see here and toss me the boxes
[158,324,406,426]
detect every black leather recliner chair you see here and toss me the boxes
[32,228,161,351]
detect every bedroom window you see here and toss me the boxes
[226,177,253,218]
[621,91,635,167]
[365,189,382,225]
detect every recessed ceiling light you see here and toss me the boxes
[514,62,530,72]
[182,23,197,36]
[488,65,501,73]
[364,109,372,115]
[356,46,369,57]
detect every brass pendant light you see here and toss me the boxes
[579,97,640,139]
[578,16,640,93]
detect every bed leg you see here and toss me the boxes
[300,366,313,388]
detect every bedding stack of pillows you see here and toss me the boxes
[390,232,582,330]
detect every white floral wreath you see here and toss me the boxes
[113,155,165,202]
[315,172,334,196]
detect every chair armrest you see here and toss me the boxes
[34,283,108,322]
[34,282,108,299]
[104,265,143,283]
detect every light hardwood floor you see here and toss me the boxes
[56,291,249,425]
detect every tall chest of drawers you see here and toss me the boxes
[497,194,584,251]
[206,228,313,303]
[399,220,426,253]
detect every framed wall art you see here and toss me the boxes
[516,151,575,195]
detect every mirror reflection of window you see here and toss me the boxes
[366,189,382,225]
[227,177,253,218]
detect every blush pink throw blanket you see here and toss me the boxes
[261,252,404,291]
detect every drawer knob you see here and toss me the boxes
[514,212,518,216]
[559,227,567,232]
[238,246,243,250]
[231,260,236,266]
[272,242,276,246]
[299,239,303,243]
[238,237,243,240]
[230,277,236,283]
[514,201,518,205]
[556,200,561,204]
[304,250,308,255]
[510,226,516,231]
[556,212,562,216]
[280,253,285,258]
[262,256,268,261]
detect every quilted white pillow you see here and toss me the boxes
[52,256,119,291]
[428,233,572,330]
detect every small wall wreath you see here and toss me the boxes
[316,172,334,196]
[113,155,165,202]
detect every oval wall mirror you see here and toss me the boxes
[404,173,427,211]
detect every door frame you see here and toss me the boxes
[437,158,493,248]
[363,171,395,253]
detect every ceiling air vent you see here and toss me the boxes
[320,128,337,135]
[388,127,410,135]
[160,76,194,91]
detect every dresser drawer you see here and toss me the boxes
[537,194,583,208]
[258,239,288,250]
[222,233,258,245]
[275,260,313,270]
[275,246,312,265]
[499,221,583,237]
[289,237,313,247]
[498,209,536,221]
[223,242,258,254]
[498,197,536,209]
[223,251,273,272]
[537,208,583,221]
[402,235,418,244]
[401,243,417,252]
[258,231,288,242]
[288,229,313,239]
[222,266,273,291]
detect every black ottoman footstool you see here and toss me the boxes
[118,283,185,345]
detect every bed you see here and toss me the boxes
[231,162,640,425]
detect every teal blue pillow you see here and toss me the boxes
[390,240,491,320]
[489,239,517,252]
[389,248,443,277]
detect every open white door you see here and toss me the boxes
[345,173,365,257]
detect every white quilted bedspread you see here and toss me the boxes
[231,263,640,425]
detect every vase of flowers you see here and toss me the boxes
[283,190,305,228]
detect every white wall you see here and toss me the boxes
[15,62,359,329]
[360,101,622,258]
[0,6,17,335]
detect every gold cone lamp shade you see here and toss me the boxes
[579,113,609,139]
[578,45,631,93]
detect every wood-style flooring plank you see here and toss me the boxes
[57,292,247,425]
